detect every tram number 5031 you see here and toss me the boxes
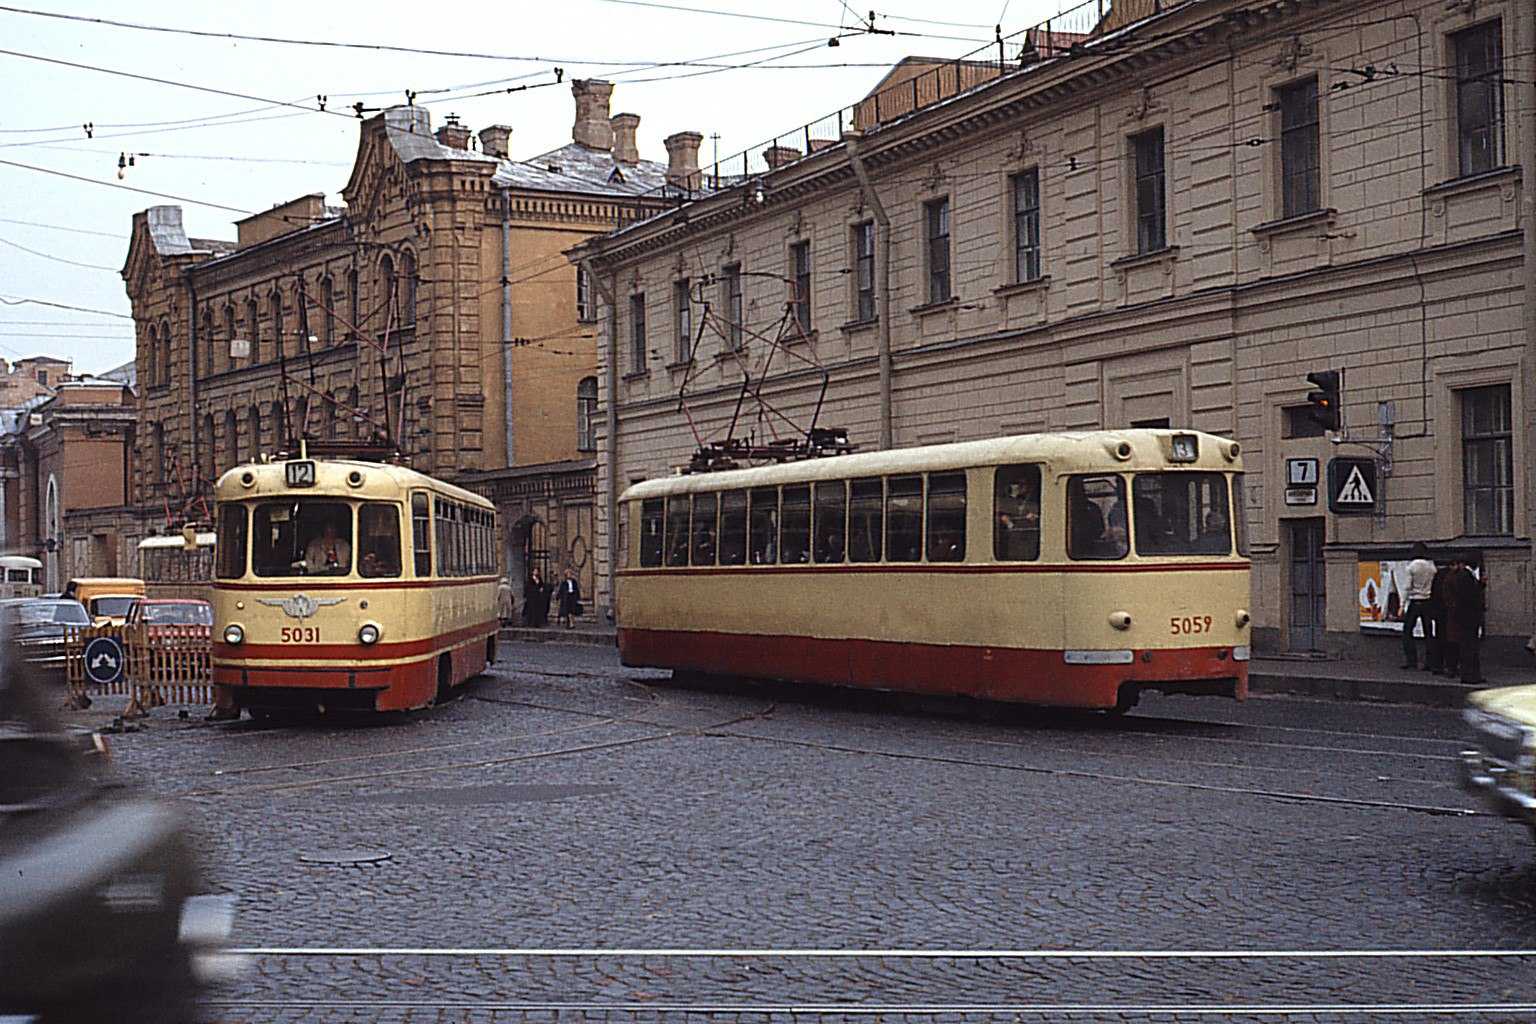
[280,626,320,643]
[1170,615,1213,636]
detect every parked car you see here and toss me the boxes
[60,577,146,627]
[125,598,213,632]
[0,598,90,685]
[1459,685,1536,842]
[0,639,237,1021]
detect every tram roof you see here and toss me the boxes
[213,457,493,508]
[619,430,1243,501]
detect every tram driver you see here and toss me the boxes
[302,520,352,575]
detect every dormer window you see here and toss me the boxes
[608,167,625,183]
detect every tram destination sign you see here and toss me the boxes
[1327,457,1378,516]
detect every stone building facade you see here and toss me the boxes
[575,0,1536,658]
[122,82,692,604]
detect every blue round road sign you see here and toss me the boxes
[83,635,125,686]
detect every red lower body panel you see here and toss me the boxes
[619,628,1246,709]
[213,631,496,712]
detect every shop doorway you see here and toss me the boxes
[1286,518,1326,652]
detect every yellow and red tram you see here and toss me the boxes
[211,454,499,715]
[617,430,1251,712]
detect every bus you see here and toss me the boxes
[211,452,500,716]
[138,530,215,600]
[616,429,1250,713]
[0,555,43,599]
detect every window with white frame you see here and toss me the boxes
[1012,169,1041,283]
[1278,77,1321,218]
[853,221,875,322]
[674,279,692,364]
[1131,127,1167,254]
[925,198,951,303]
[629,293,646,374]
[1461,384,1513,535]
[1452,20,1504,177]
[576,266,594,322]
[577,376,598,452]
[722,263,743,350]
[791,240,812,335]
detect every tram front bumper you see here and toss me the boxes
[1458,750,1536,823]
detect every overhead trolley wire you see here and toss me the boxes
[0,156,253,214]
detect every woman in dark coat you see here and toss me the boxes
[555,568,582,629]
[1443,559,1485,684]
[522,569,552,627]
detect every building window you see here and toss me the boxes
[1461,384,1513,535]
[320,276,335,346]
[201,413,216,482]
[577,376,598,452]
[245,298,260,363]
[222,410,238,470]
[346,268,359,340]
[150,422,165,488]
[222,305,235,370]
[629,293,646,374]
[1132,126,1167,254]
[1453,20,1504,177]
[1012,169,1041,283]
[270,289,284,359]
[790,240,811,335]
[401,251,417,326]
[1282,405,1328,439]
[576,266,594,322]
[36,369,48,386]
[144,325,158,386]
[379,255,396,329]
[1278,77,1321,218]
[673,279,692,364]
[201,307,214,378]
[853,221,876,322]
[925,198,951,304]
[159,320,172,385]
[722,263,743,350]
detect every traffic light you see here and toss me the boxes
[1306,369,1341,431]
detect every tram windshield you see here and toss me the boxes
[252,500,354,577]
[1132,472,1232,556]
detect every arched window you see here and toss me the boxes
[144,324,159,387]
[270,288,285,360]
[379,255,396,327]
[201,413,216,482]
[159,319,173,385]
[247,405,262,461]
[245,297,260,363]
[293,396,309,440]
[150,422,165,488]
[577,376,598,452]
[322,392,338,438]
[222,409,238,470]
[320,275,335,346]
[401,250,417,326]
[222,304,235,373]
[201,307,215,379]
[346,268,359,342]
[270,400,287,452]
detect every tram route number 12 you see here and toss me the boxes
[1169,615,1213,636]
[280,626,321,643]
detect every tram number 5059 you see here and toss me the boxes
[280,626,320,643]
[1169,615,1213,636]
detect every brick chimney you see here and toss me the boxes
[664,131,703,189]
[478,124,511,159]
[763,144,800,170]
[435,113,471,150]
[571,79,614,150]
[610,113,641,165]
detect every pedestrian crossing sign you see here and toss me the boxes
[1327,457,1378,514]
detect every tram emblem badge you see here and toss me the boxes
[257,594,345,621]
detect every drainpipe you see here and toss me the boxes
[844,129,893,450]
[499,186,516,468]
[586,257,619,621]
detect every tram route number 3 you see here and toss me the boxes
[1169,615,1213,636]
[280,626,321,643]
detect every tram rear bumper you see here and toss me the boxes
[1458,750,1536,822]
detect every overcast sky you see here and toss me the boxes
[0,0,1069,375]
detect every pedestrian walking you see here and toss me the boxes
[496,577,516,626]
[1399,543,1437,670]
[522,569,551,628]
[1444,558,1486,685]
[555,568,582,629]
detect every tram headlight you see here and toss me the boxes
[358,623,381,645]
[223,624,245,645]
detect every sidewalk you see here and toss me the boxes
[1248,652,1535,707]
[498,620,616,647]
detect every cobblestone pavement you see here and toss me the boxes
[82,642,1536,1023]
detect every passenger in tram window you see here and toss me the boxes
[816,530,844,564]
[994,466,1041,561]
[1068,475,1127,559]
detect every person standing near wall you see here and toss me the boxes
[1444,559,1486,685]
[1399,543,1437,670]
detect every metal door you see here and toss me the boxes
[1286,518,1325,651]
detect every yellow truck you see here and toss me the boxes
[1460,685,1536,841]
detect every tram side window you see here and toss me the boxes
[691,493,718,566]
[994,464,1042,562]
[639,499,664,567]
[1067,475,1128,560]
[216,504,247,579]
[780,485,811,564]
[412,492,432,576]
[926,472,967,562]
[748,488,778,564]
[1132,472,1231,556]
[813,481,846,563]
[848,478,883,563]
[719,490,748,565]
[886,475,924,562]
[664,495,690,567]
[359,503,402,578]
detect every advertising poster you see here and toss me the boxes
[1358,559,1479,634]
